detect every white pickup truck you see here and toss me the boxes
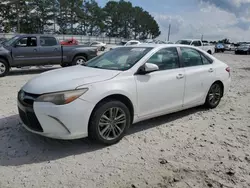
[176,39,215,54]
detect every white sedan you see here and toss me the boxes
[18,44,231,145]
[89,41,106,51]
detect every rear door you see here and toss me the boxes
[38,36,61,65]
[11,36,39,66]
[180,47,215,107]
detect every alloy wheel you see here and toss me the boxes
[0,62,6,75]
[76,59,85,65]
[208,84,222,106]
[98,107,127,141]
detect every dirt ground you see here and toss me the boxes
[0,52,249,188]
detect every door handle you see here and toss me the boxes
[208,68,214,72]
[176,74,184,79]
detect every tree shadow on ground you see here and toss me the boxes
[0,106,207,166]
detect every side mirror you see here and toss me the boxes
[137,63,159,74]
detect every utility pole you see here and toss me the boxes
[167,24,171,41]
[201,34,204,41]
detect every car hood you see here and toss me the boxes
[22,66,121,94]
[0,46,8,51]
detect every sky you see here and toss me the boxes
[96,0,250,42]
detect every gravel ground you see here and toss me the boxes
[0,52,249,188]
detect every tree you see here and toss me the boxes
[83,0,104,36]
[103,1,120,37]
[218,38,230,44]
[103,0,160,39]
[0,0,161,39]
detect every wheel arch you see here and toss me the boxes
[88,94,135,131]
[0,56,10,66]
[213,80,224,96]
[72,53,88,62]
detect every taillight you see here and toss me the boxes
[226,67,230,76]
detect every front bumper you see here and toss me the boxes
[17,91,95,140]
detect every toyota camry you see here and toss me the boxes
[18,44,231,145]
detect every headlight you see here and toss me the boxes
[36,89,88,105]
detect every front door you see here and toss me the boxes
[180,47,216,107]
[11,36,40,66]
[135,47,185,118]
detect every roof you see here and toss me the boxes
[135,43,195,48]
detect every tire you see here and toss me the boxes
[88,100,131,145]
[72,56,87,66]
[207,50,212,55]
[101,46,105,51]
[0,58,10,77]
[205,83,223,109]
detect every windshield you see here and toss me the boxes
[176,40,192,45]
[86,47,153,71]
[3,36,19,46]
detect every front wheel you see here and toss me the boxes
[101,46,105,51]
[88,100,131,145]
[0,58,10,77]
[205,83,223,108]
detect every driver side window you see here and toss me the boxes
[147,47,179,71]
[16,37,37,47]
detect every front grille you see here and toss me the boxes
[18,107,44,132]
[18,90,40,107]
[18,90,43,133]
[18,107,29,125]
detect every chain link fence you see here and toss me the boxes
[0,33,125,44]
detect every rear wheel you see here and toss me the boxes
[207,50,212,54]
[89,100,131,145]
[101,46,105,51]
[205,83,223,108]
[0,58,9,77]
[72,56,87,66]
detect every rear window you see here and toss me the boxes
[176,40,192,45]
[40,37,58,46]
